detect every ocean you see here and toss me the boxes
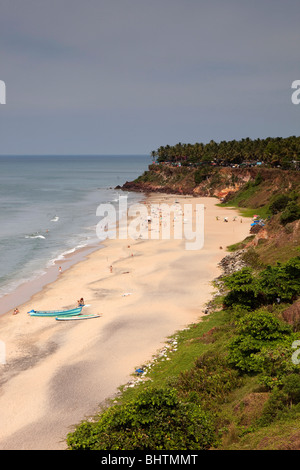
[0,154,149,300]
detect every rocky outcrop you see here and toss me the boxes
[121,166,299,204]
[218,249,248,276]
[121,166,251,197]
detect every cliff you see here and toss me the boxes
[122,164,299,202]
[122,164,300,265]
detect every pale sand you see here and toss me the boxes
[0,194,250,450]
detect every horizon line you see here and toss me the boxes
[0,153,150,157]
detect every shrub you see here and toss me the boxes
[258,389,288,426]
[194,166,212,184]
[280,201,300,225]
[67,387,216,450]
[257,259,300,304]
[259,372,300,427]
[254,172,263,186]
[282,373,300,404]
[175,352,242,409]
[223,268,259,309]
[257,339,300,389]
[270,194,291,214]
[223,257,300,309]
[228,310,292,373]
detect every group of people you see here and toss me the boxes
[216,215,242,222]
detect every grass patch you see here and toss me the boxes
[227,235,255,252]
[218,202,270,219]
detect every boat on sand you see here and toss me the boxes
[55,314,101,321]
[28,307,83,317]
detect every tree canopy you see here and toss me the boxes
[151,136,300,169]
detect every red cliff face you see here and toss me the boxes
[122,166,294,198]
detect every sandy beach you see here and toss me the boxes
[0,193,250,450]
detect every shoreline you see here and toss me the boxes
[0,243,102,317]
[0,193,250,450]
[0,190,146,318]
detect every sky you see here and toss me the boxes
[0,0,300,155]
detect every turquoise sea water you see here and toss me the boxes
[0,155,149,298]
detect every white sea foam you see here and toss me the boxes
[0,155,149,303]
[25,234,46,239]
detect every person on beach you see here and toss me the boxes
[13,308,19,315]
[77,298,85,306]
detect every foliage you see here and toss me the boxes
[175,352,242,409]
[227,310,293,373]
[152,136,300,168]
[194,165,213,184]
[282,373,300,404]
[258,389,289,426]
[257,258,300,303]
[270,194,292,214]
[258,374,300,426]
[223,267,260,309]
[223,257,300,309]
[67,387,216,450]
[254,172,263,186]
[280,201,300,225]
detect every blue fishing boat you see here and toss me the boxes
[28,306,83,317]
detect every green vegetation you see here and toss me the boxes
[66,387,216,450]
[68,142,300,450]
[67,255,300,451]
[152,136,300,169]
[227,236,255,252]
[280,201,300,225]
[223,258,300,309]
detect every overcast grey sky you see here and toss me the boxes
[0,0,300,155]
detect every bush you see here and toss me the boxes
[257,259,300,304]
[254,172,263,186]
[270,194,291,214]
[223,257,300,309]
[175,352,242,409]
[228,310,292,373]
[223,268,260,309]
[280,201,300,225]
[67,387,216,450]
[282,373,300,404]
[258,389,288,426]
[194,166,212,184]
[257,340,300,389]
[258,373,300,426]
